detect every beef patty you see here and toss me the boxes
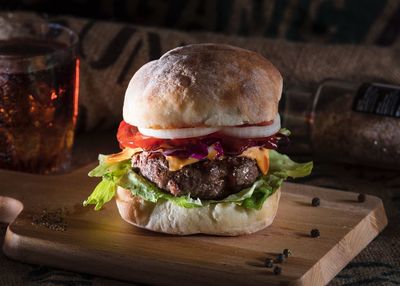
[131,152,261,200]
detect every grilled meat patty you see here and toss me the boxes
[131,152,261,200]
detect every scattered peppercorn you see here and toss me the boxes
[264,258,274,268]
[311,197,320,207]
[358,193,366,203]
[311,228,320,238]
[32,208,68,231]
[275,253,285,263]
[283,248,292,258]
[273,266,282,275]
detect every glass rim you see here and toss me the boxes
[0,21,79,61]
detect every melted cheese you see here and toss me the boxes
[240,147,270,175]
[165,144,221,171]
[105,146,269,175]
[165,146,270,175]
[166,156,199,171]
[104,147,143,163]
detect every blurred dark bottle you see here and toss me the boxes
[281,80,400,169]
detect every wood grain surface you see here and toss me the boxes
[0,165,387,286]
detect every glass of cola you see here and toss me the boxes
[0,20,79,174]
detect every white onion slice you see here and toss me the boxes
[138,114,281,139]
[138,126,219,139]
[221,114,281,138]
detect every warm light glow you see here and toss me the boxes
[73,58,80,126]
[50,91,58,100]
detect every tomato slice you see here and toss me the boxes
[116,121,287,155]
[117,121,211,150]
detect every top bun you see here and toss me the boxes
[123,44,282,129]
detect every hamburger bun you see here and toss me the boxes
[123,43,282,129]
[115,186,281,236]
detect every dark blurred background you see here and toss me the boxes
[0,0,399,46]
[0,2,400,286]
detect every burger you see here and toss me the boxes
[84,43,312,236]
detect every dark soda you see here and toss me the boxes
[0,38,79,173]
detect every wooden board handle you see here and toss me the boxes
[0,196,23,224]
[0,164,96,224]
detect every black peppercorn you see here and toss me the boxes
[273,266,282,275]
[358,193,366,203]
[311,197,320,207]
[311,228,320,238]
[283,248,292,258]
[275,253,285,263]
[264,258,274,268]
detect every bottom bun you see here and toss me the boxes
[115,186,281,236]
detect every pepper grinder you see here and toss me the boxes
[281,79,400,170]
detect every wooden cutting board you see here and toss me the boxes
[0,165,387,286]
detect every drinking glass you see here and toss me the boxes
[0,20,79,174]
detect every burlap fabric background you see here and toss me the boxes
[0,13,399,285]
[54,16,400,132]
[1,0,400,47]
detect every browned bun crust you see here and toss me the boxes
[115,186,281,236]
[123,44,282,129]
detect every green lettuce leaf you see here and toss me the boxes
[88,154,131,178]
[240,174,280,210]
[278,128,291,136]
[120,171,203,208]
[83,179,116,211]
[83,155,131,210]
[84,150,312,210]
[269,150,313,178]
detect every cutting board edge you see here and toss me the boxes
[1,174,389,286]
[3,226,293,286]
[296,198,388,286]
[3,227,167,286]
[2,196,388,286]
